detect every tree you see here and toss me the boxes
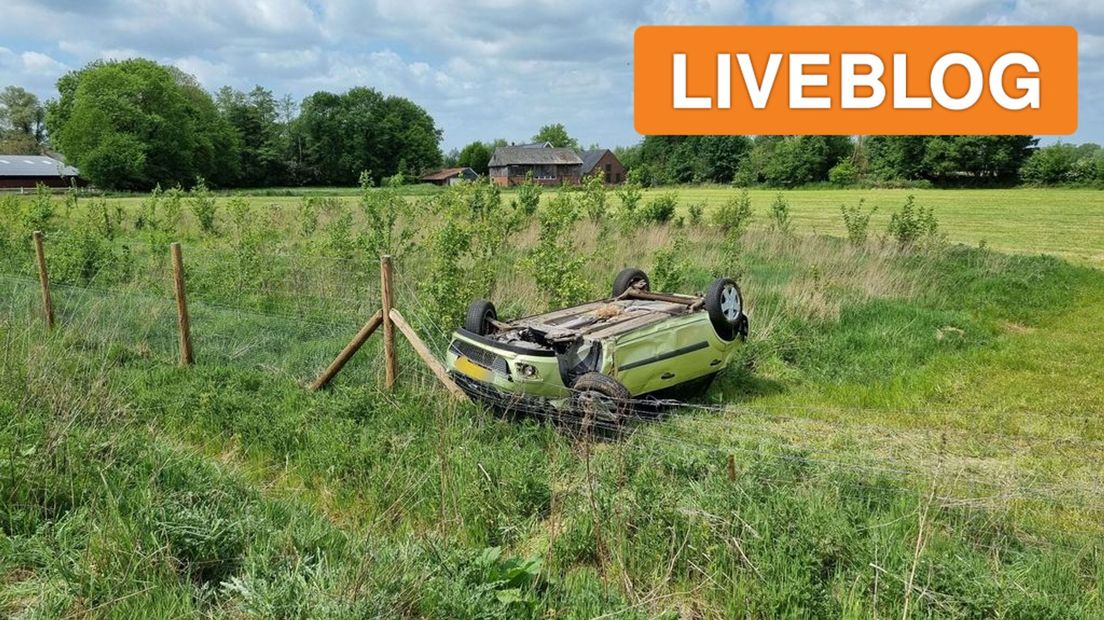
[457,141,491,175]
[865,135,1035,185]
[532,123,578,149]
[216,85,288,187]
[0,86,45,153]
[296,87,441,185]
[46,59,239,190]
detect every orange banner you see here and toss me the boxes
[633,26,1078,135]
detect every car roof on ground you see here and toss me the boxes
[509,298,691,340]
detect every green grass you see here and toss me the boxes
[2,186,1103,617]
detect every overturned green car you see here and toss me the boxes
[446,268,748,428]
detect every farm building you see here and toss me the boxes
[579,149,626,184]
[0,155,82,190]
[488,144,583,186]
[419,167,479,186]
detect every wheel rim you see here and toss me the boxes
[720,284,741,321]
[576,390,620,424]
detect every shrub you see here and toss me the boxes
[840,198,877,247]
[24,184,55,233]
[687,201,705,226]
[714,189,753,236]
[425,180,524,330]
[514,171,541,217]
[524,187,589,309]
[580,172,608,223]
[639,192,678,224]
[615,168,644,221]
[828,160,858,186]
[888,194,940,248]
[768,193,792,234]
[360,172,414,260]
[189,176,218,234]
[162,186,184,234]
[652,232,689,291]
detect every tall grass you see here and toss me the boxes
[2,187,1103,617]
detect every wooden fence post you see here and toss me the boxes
[390,308,467,401]
[170,242,194,366]
[32,231,55,329]
[727,454,736,482]
[309,310,383,391]
[380,255,397,389]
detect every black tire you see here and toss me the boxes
[612,268,650,297]
[571,372,632,438]
[463,299,497,335]
[704,278,744,341]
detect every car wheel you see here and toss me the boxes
[463,299,497,335]
[705,278,744,341]
[612,267,650,297]
[571,372,632,438]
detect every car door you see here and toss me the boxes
[612,315,720,395]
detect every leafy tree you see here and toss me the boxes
[297,87,441,185]
[216,86,288,187]
[457,141,492,175]
[46,59,239,190]
[0,85,45,153]
[1020,143,1082,185]
[532,123,578,149]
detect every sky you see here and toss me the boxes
[1,0,1101,151]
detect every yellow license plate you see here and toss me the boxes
[454,355,493,382]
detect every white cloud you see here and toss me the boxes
[0,0,1101,148]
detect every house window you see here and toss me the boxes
[605,163,611,173]
[535,165,555,180]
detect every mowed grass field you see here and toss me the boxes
[2,185,1104,617]
[105,186,1102,265]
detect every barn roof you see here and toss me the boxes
[0,155,80,177]
[489,146,582,167]
[419,167,476,181]
[578,149,610,175]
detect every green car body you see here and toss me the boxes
[445,273,748,411]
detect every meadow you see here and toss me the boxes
[1,182,1103,618]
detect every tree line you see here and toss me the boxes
[3,58,442,191]
[3,58,1102,190]
[615,135,1103,188]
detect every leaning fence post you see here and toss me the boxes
[170,242,194,366]
[380,255,397,389]
[32,231,55,329]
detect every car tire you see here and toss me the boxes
[571,372,632,438]
[705,278,744,341]
[612,268,650,297]
[463,299,497,335]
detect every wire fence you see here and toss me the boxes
[2,241,1102,599]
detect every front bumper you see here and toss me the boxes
[450,372,564,416]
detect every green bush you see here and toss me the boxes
[768,193,792,234]
[828,160,858,186]
[840,198,876,247]
[513,171,541,217]
[687,201,705,226]
[580,172,608,223]
[359,172,414,260]
[653,232,689,291]
[189,177,218,234]
[524,187,589,308]
[714,189,753,236]
[639,192,678,223]
[614,168,644,221]
[888,194,940,248]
